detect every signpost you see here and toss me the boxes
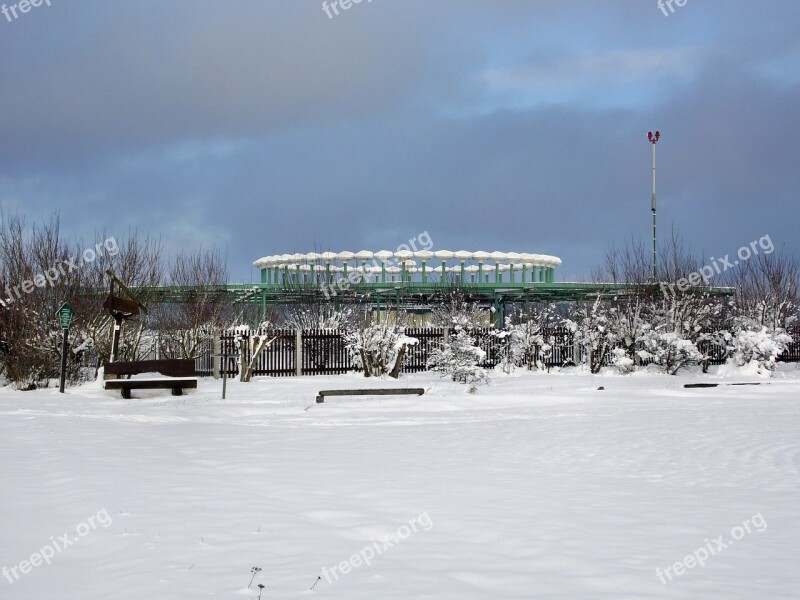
[104,270,146,363]
[212,352,238,400]
[56,303,74,393]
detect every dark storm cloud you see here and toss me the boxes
[0,1,444,168]
[1,0,799,281]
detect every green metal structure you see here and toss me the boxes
[145,279,735,328]
[137,249,733,327]
[128,250,734,326]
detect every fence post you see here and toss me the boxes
[296,329,303,376]
[212,333,221,379]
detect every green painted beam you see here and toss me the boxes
[137,280,735,306]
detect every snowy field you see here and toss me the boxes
[2,367,800,599]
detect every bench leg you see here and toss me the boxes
[172,386,183,396]
[121,387,131,400]
[316,395,324,403]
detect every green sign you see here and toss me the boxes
[57,303,74,330]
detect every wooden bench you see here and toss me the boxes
[684,382,763,389]
[104,359,197,399]
[316,388,425,404]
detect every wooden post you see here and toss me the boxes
[110,314,123,362]
[56,303,74,392]
[59,328,68,393]
[212,334,221,379]
[295,329,302,376]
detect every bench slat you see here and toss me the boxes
[104,379,197,389]
[316,388,425,403]
[104,359,195,378]
[104,378,197,399]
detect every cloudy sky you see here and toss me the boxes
[1,0,798,282]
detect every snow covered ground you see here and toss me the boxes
[1,366,800,599]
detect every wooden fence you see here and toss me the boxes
[201,327,800,378]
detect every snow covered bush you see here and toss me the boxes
[610,347,635,375]
[427,298,489,384]
[0,318,61,389]
[722,253,798,373]
[724,319,793,373]
[429,292,486,330]
[637,329,703,375]
[280,304,356,330]
[728,251,798,332]
[565,296,618,374]
[428,325,488,384]
[494,306,556,373]
[639,289,722,374]
[345,318,418,378]
[605,294,651,372]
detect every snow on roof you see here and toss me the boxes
[253,250,562,269]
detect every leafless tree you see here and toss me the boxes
[0,211,78,386]
[345,311,416,378]
[429,291,486,330]
[152,247,231,359]
[275,302,358,330]
[725,251,798,331]
[78,231,164,366]
[596,230,705,285]
[0,209,164,387]
[592,238,652,285]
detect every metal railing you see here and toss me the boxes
[202,327,800,377]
